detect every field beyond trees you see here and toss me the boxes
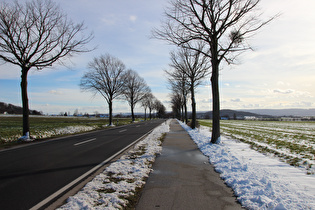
[199,120,315,174]
[0,115,134,147]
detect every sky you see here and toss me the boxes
[0,0,315,115]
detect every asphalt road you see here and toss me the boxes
[0,119,165,210]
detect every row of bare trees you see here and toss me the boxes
[141,91,166,120]
[154,0,275,143]
[80,54,165,126]
[0,0,165,140]
[166,46,210,129]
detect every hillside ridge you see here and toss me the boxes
[0,102,42,115]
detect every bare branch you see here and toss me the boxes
[154,0,277,142]
[153,0,276,64]
[0,0,93,137]
[0,0,93,70]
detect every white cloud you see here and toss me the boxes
[200,98,212,103]
[277,81,290,87]
[101,16,116,26]
[273,89,294,94]
[129,15,137,22]
[49,90,64,95]
[231,98,241,102]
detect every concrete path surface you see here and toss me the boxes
[136,120,243,210]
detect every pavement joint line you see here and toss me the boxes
[30,122,162,210]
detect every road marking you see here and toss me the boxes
[136,125,140,127]
[119,129,127,133]
[74,138,96,146]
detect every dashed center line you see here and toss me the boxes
[74,138,96,146]
[119,129,127,133]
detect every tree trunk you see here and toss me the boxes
[144,107,147,121]
[131,104,135,122]
[109,101,113,125]
[181,104,184,122]
[190,86,196,129]
[21,67,30,137]
[149,108,152,120]
[211,60,220,143]
[184,95,188,124]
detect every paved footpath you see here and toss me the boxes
[136,120,243,210]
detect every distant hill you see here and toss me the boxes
[196,108,315,119]
[239,109,315,117]
[0,102,42,115]
[198,109,272,119]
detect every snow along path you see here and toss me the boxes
[58,120,170,210]
[179,121,315,210]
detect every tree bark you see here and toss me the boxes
[181,104,184,122]
[21,67,30,137]
[131,103,135,122]
[211,59,221,143]
[109,101,113,125]
[190,86,196,129]
[184,95,188,123]
[144,108,147,121]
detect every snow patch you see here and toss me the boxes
[18,132,34,142]
[33,125,97,139]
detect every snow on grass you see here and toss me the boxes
[58,120,170,210]
[179,121,315,210]
[32,125,98,139]
[200,120,315,174]
[1,125,98,143]
[218,120,315,174]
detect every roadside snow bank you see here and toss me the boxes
[58,120,170,210]
[179,121,315,210]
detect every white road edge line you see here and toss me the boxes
[30,131,153,210]
[74,138,96,146]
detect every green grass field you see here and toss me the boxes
[199,119,315,174]
[0,115,136,147]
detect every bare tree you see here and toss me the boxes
[168,46,210,129]
[166,57,190,124]
[123,69,150,122]
[153,99,166,118]
[148,94,156,120]
[153,0,275,143]
[141,91,152,121]
[0,0,93,140]
[141,92,155,120]
[170,92,183,120]
[80,54,126,126]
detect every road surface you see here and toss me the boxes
[0,119,164,210]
